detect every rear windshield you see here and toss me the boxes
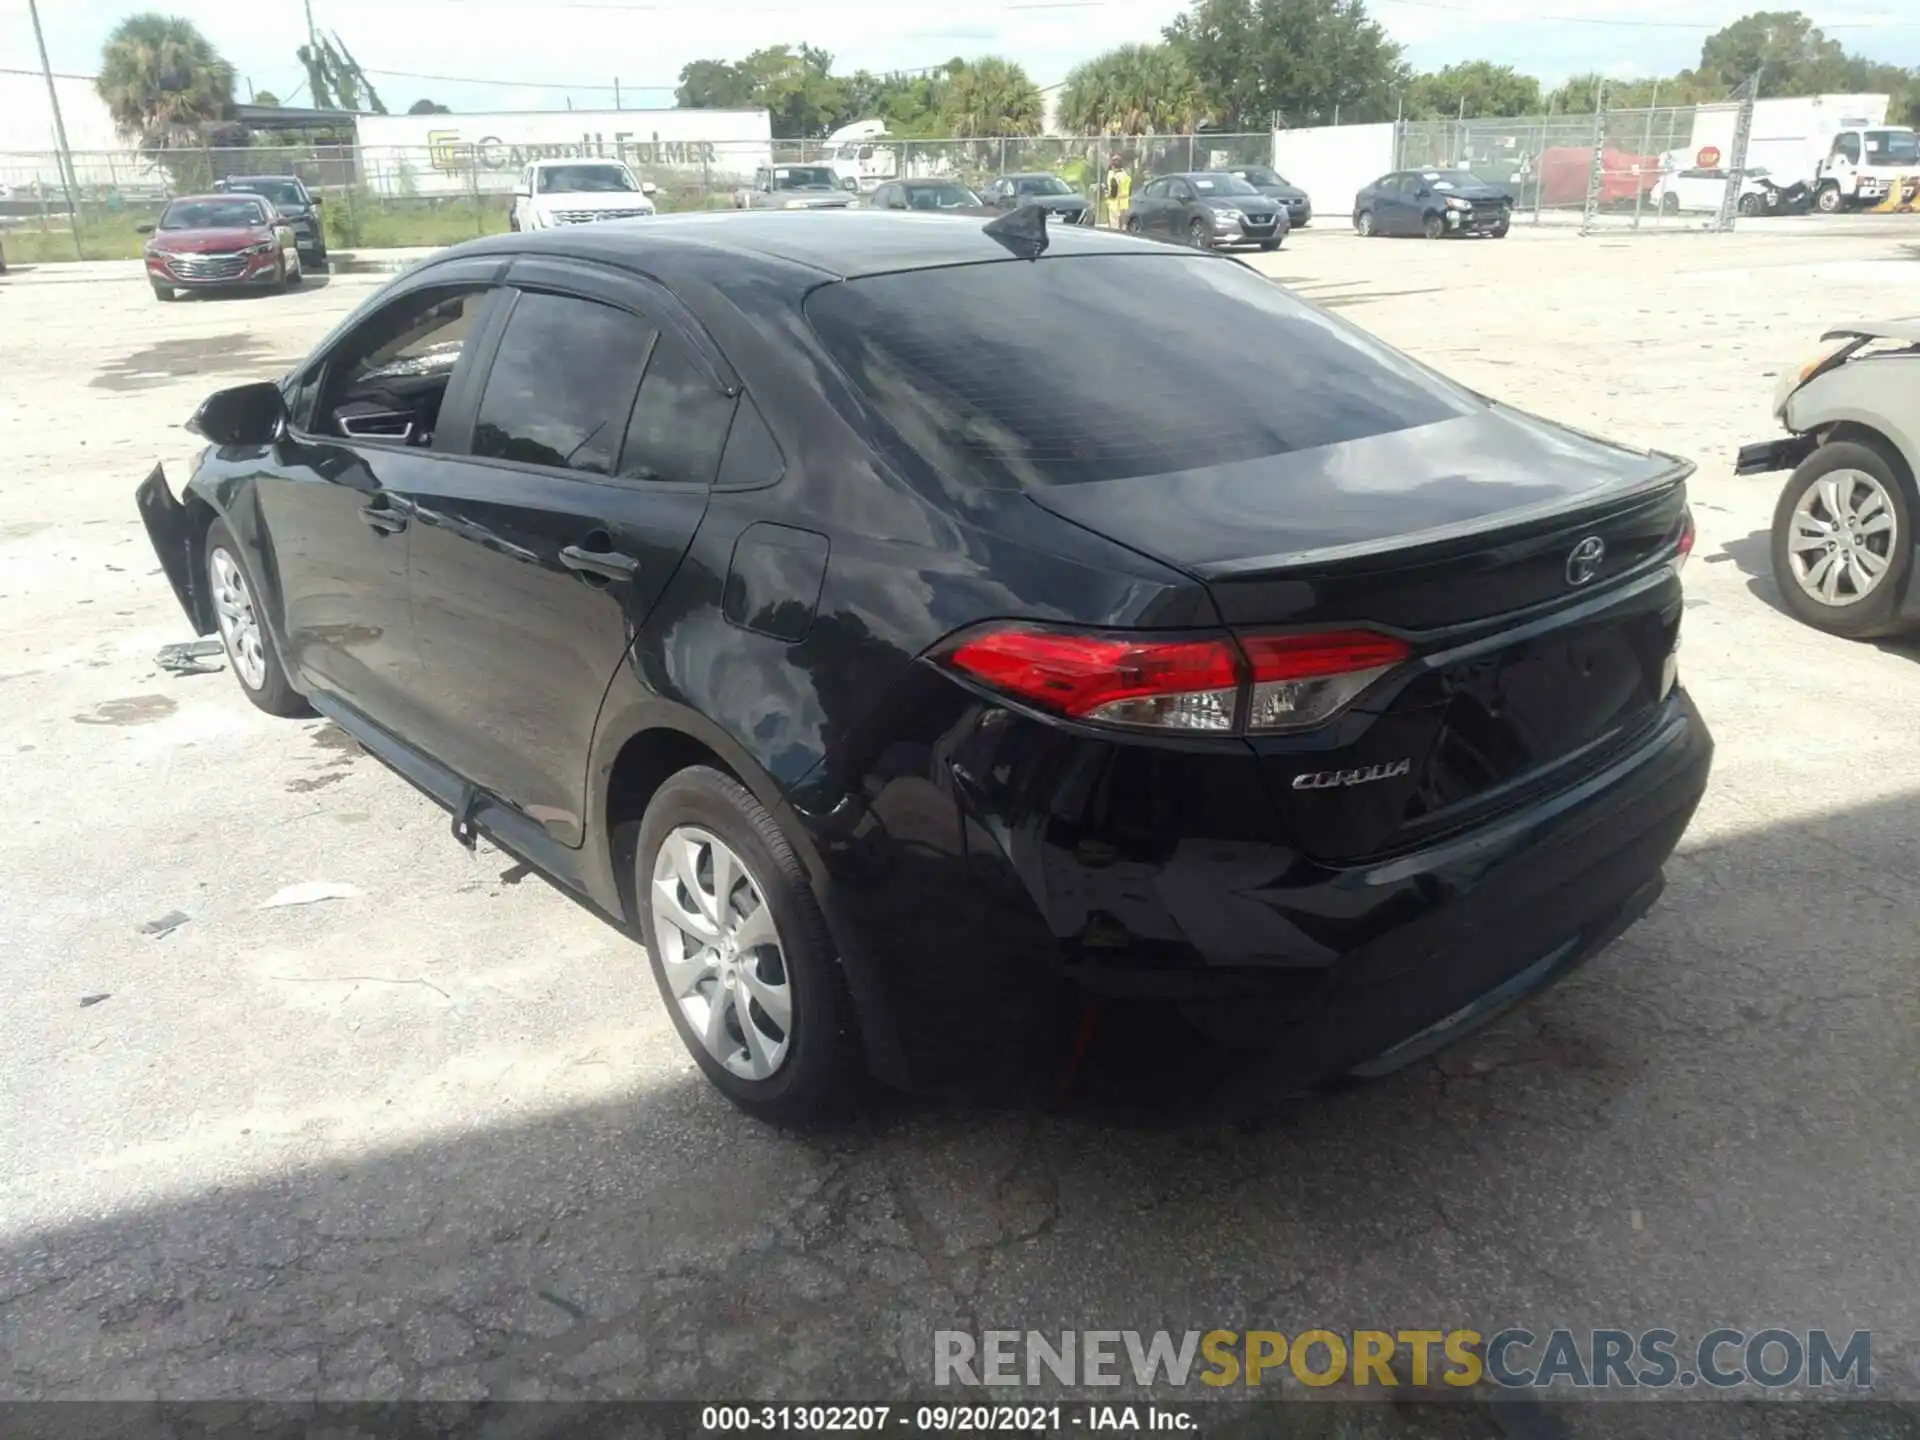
[804,254,1477,489]
[224,178,306,206]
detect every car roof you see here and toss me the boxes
[223,174,303,183]
[168,192,271,206]
[530,156,629,167]
[1168,171,1244,181]
[444,209,1150,282]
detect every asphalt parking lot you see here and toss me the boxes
[3,221,1919,1419]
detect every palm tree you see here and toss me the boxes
[939,56,1046,137]
[1059,44,1207,136]
[96,14,235,151]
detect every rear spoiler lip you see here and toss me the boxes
[1190,452,1694,582]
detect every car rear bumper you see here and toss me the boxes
[804,677,1712,1102]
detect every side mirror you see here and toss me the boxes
[310,194,324,207]
[136,223,155,235]
[513,188,530,201]
[640,180,658,197]
[186,381,288,447]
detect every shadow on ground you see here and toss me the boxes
[1722,527,1920,662]
[3,797,1918,1422]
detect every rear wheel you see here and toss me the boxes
[1354,209,1374,236]
[1188,217,1212,249]
[636,767,862,1125]
[205,518,310,716]
[1422,213,1446,240]
[1737,192,1762,217]
[1124,213,1142,234]
[1770,440,1915,638]
[1660,193,1681,215]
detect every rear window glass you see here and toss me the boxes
[804,254,1477,489]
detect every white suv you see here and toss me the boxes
[511,159,657,232]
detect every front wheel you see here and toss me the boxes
[1188,217,1212,249]
[1737,193,1762,217]
[1770,440,1916,638]
[1815,182,1843,214]
[1124,213,1142,234]
[1354,209,1374,237]
[1490,224,1510,238]
[637,767,862,1125]
[151,282,174,302]
[205,519,310,715]
[1422,213,1446,240]
[1259,239,1280,250]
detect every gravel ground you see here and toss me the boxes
[2,223,1918,1422]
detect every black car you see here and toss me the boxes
[1127,171,1288,250]
[214,174,328,269]
[1353,169,1512,239]
[979,173,1090,225]
[1229,164,1313,227]
[136,212,1710,1122]
[867,179,992,215]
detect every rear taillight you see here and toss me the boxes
[1674,508,1696,571]
[937,624,1411,735]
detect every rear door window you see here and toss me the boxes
[805,254,1478,490]
[472,291,658,475]
[618,334,736,487]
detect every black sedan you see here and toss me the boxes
[979,173,1090,225]
[136,211,1710,1122]
[1353,169,1512,239]
[867,179,992,215]
[1127,171,1288,250]
[214,174,328,269]
[1229,164,1313,227]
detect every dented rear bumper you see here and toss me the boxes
[136,463,211,634]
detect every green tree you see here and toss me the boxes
[675,58,755,109]
[1167,0,1408,129]
[1697,10,1848,94]
[1401,61,1540,120]
[251,88,280,107]
[1058,43,1207,134]
[938,56,1044,137]
[96,14,235,150]
[408,98,450,115]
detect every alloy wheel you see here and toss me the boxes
[650,826,792,1080]
[1785,468,1899,606]
[209,546,268,689]
[1356,210,1374,236]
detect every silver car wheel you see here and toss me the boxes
[1786,468,1899,606]
[209,546,268,690]
[651,826,792,1080]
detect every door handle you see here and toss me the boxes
[360,499,408,534]
[560,543,639,581]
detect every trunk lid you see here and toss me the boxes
[1028,406,1693,861]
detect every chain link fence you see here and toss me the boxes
[1391,100,1759,232]
[0,132,1282,261]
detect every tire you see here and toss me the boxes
[152,282,174,302]
[1188,217,1212,249]
[1124,214,1142,234]
[1491,224,1510,238]
[636,766,862,1125]
[1769,440,1916,639]
[1660,193,1680,216]
[1737,193,1761,217]
[1815,183,1842,214]
[1259,239,1280,250]
[1354,209,1374,237]
[1422,213,1446,240]
[204,519,310,716]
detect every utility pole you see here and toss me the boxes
[614,77,622,110]
[26,0,83,260]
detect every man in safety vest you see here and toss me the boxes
[1104,153,1131,229]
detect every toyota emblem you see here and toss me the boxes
[1566,536,1606,586]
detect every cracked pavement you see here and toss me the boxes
[3,227,1919,1419]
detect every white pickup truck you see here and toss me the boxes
[1814,125,1919,212]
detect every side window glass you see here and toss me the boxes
[473,292,658,475]
[619,333,736,487]
[716,395,785,489]
[1838,135,1860,163]
[313,285,488,446]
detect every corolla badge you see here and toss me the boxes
[1292,758,1412,790]
[1566,535,1606,586]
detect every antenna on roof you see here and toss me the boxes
[982,202,1049,260]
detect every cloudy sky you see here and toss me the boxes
[5,0,1918,114]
